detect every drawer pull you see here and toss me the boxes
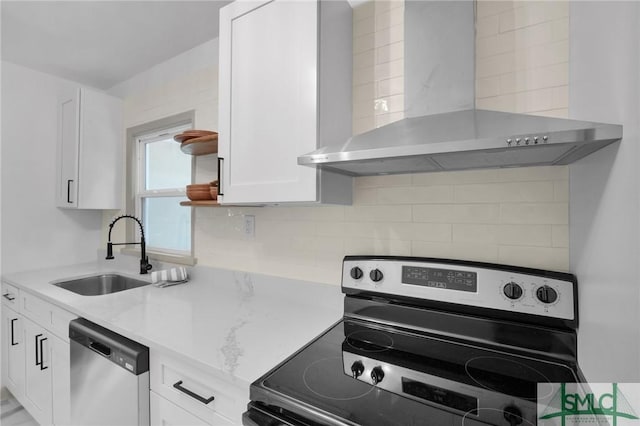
[173,380,215,405]
[3,293,15,301]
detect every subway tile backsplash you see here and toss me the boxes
[475,0,569,118]
[190,166,570,285]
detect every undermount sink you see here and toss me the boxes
[52,274,150,296]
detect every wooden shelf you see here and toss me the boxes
[180,200,263,208]
[180,200,220,207]
[179,135,218,156]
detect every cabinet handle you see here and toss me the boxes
[67,179,74,204]
[217,157,224,196]
[39,337,48,370]
[10,318,18,346]
[172,380,215,405]
[35,334,43,366]
[2,293,15,301]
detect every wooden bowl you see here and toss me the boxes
[186,184,213,201]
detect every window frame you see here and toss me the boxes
[125,111,197,265]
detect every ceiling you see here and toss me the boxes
[1,1,232,89]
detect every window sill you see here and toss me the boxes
[121,247,197,266]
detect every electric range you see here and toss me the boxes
[243,256,585,426]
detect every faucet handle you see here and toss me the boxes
[140,258,152,274]
[106,243,114,260]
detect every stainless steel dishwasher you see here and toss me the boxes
[69,318,150,426]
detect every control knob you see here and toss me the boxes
[503,282,523,300]
[350,267,363,280]
[503,405,524,425]
[371,366,385,385]
[350,361,365,379]
[370,269,384,283]
[536,285,558,304]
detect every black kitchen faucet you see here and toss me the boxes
[105,215,152,274]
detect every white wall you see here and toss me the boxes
[1,62,104,274]
[569,2,640,382]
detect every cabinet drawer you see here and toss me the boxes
[20,292,76,341]
[150,391,232,426]
[2,282,20,309]
[150,352,238,425]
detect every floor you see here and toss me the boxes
[0,393,39,426]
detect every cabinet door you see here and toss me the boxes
[77,88,123,209]
[57,88,80,208]
[151,391,215,426]
[50,334,71,425]
[219,0,319,204]
[22,317,52,425]
[56,87,123,210]
[1,307,25,398]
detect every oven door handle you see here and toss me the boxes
[243,404,298,426]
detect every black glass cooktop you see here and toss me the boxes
[253,319,580,426]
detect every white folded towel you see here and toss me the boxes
[151,267,189,288]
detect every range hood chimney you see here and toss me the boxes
[298,1,622,176]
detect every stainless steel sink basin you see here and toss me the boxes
[52,274,149,296]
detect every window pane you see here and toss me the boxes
[145,139,191,190]
[142,197,191,252]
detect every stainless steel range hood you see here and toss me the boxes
[298,109,622,176]
[298,1,622,176]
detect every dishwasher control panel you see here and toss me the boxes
[69,318,149,375]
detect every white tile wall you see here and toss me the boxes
[475,0,569,118]
[109,2,571,285]
[352,0,405,135]
[189,164,570,284]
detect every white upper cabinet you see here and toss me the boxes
[57,87,123,209]
[218,0,353,204]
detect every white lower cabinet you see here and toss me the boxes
[150,351,242,425]
[1,284,75,426]
[151,391,212,426]
[23,317,53,425]
[1,305,25,399]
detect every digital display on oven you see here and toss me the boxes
[402,266,477,292]
[402,378,478,413]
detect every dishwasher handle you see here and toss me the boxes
[89,340,112,357]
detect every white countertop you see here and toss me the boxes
[2,257,344,391]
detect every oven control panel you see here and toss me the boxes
[342,257,576,320]
[342,350,537,425]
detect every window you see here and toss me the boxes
[132,122,193,258]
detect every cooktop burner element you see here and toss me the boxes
[464,356,552,400]
[245,256,584,426]
[302,357,376,401]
